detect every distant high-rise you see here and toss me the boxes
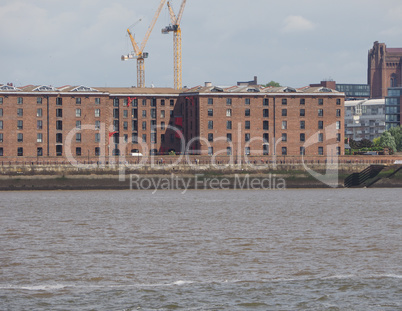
[368,41,402,99]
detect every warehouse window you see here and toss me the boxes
[17,108,23,116]
[76,108,81,117]
[76,98,81,105]
[208,109,213,117]
[245,120,250,129]
[263,109,269,117]
[227,120,232,130]
[226,98,232,105]
[318,121,323,129]
[318,147,324,155]
[208,98,213,105]
[76,133,81,142]
[17,133,23,142]
[208,120,213,129]
[245,109,250,117]
[318,133,324,142]
[37,108,42,117]
[282,109,287,116]
[0,120,3,130]
[37,148,43,156]
[17,120,23,130]
[56,109,63,118]
[56,98,62,106]
[95,98,100,105]
[18,97,23,105]
[208,133,213,142]
[245,98,250,105]
[95,109,100,117]
[245,133,250,142]
[300,109,305,117]
[17,147,23,156]
[0,133,3,142]
[318,109,324,117]
[76,147,82,156]
[263,98,269,106]
[227,133,232,142]
[37,133,43,143]
[37,97,42,104]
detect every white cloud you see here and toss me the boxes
[282,15,315,33]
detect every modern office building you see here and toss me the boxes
[336,84,370,100]
[385,87,402,130]
[344,99,385,141]
[0,83,345,161]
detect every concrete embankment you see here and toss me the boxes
[0,163,401,191]
[0,163,355,191]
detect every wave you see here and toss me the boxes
[1,274,400,292]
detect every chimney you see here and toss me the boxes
[205,82,212,87]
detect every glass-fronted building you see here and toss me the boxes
[385,88,402,130]
[336,84,370,100]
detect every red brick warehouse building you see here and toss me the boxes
[0,83,344,162]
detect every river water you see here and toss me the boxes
[0,189,401,310]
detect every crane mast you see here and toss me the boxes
[121,0,166,88]
[162,0,186,90]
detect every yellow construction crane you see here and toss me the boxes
[121,0,166,88]
[162,0,187,90]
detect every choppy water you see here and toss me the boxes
[0,189,401,310]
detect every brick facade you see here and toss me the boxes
[0,84,344,162]
[368,41,402,99]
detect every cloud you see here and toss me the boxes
[282,15,315,33]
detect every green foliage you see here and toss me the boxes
[359,139,373,148]
[388,126,402,151]
[264,81,281,87]
[373,137,381,147]
[379,131,397,153]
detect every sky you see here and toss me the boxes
[2,0,402,89]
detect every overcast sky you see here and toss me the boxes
[2,0,402,89]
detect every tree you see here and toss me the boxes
[379,131,397,153]
[388,126,402,151]
[264,81,281,87]
[373,137,381,147]
[359,139,373,148]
